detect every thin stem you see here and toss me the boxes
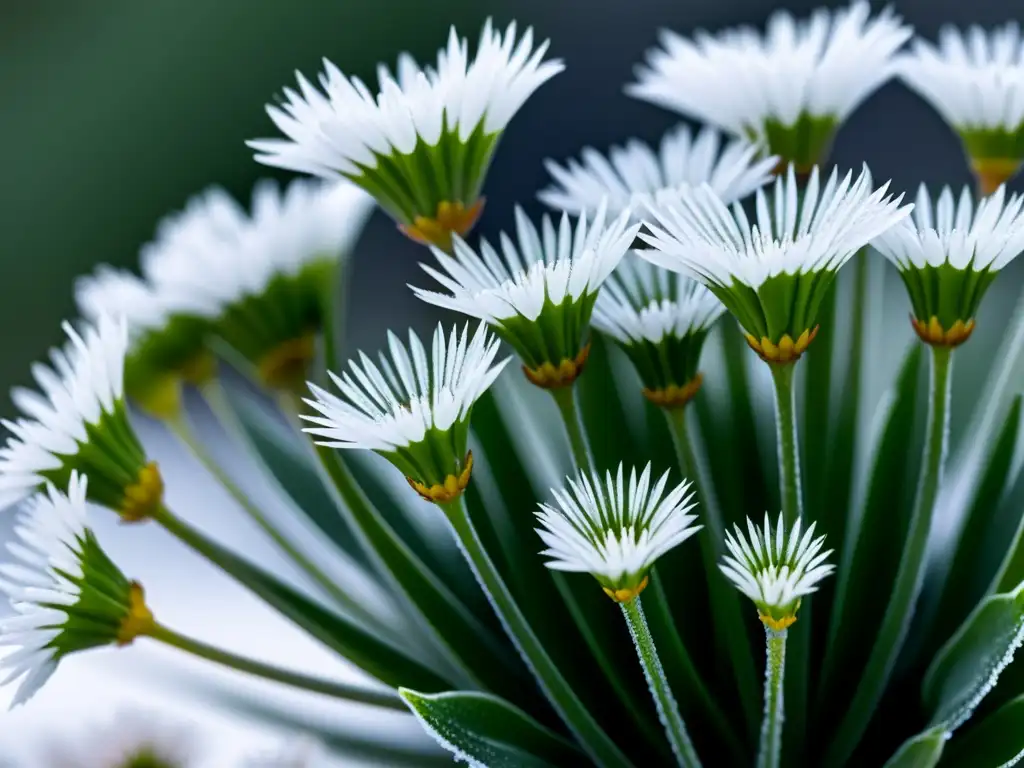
[165,408,382,632]
[826,345,953,766]
[550,385,595,473]
[148,623,406,710]
[759,628,788,768]
[620,595,702,768]
[441,495,631,768]
[769,363,803,525]
[665,407,760,732]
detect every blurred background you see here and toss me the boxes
[2,0,1023,764]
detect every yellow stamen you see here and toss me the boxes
[136,376,184,421]
[121,462,164,523]
[971,157,1021,197]
[522,343,592,390]
[258,333,317,392]
[407,452,474,504]
[400,199,486,252]
[910,315,976,348]
[602,575,650,604]
[117,582,155,645]
[759,613,797,631]
[642,374,704,409]
[744,326,819,364]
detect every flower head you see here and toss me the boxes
[249,19,563,250]
[639,165,910,364]
[899,23,1024,193]
[43,711,199,768]
[627,2,910,170]
[412,204,639,388]
[720,513,834,630]
[535,463,701,602]
[0,315,162,520]
[0,474,153,707]
[539,125,776,220]
[593,255,725,408]
[302,323,509,503]
[141,179,373,392]
[873,184,1024,347]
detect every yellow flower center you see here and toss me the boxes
[400,199,486,252]
[642,373,704,409]
[117,582,155,645]
[258,333,317,392]
[522,343,592,390]
[407,451,474,504]
[759,613,797,631]
[910,315,976,348]
[121,462,165,523]
[744,326,819,364]
[602,575,650,604]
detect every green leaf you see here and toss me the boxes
[923,583,1024,731]
[400,689,583,768]
[882,726,947,768]
[153,508,452,692]
[819,344,923,713]
[940,694,1024,767]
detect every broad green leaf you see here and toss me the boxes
[154,510,451,692]
[924,583,1024,730]
[940,694,1024,767]
[883,726,947,768]
[400,689,583,768]
[819,344,923,714]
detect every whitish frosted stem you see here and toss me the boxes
[551,385,595,473]
[770,363,803,525]
[620,595,701,767]
[759,627,788,768]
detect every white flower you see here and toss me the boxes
[899,23,1024,133]
[75,266,170,338]
[249,20,563,179]
[0,315,155,515]
[539,125,777,219]
[42,710,199,768]
[143,179,372,322]
[720,513,834,627]
[0,474,136,707]
[244,737,328,768]
[304,323,507,452]
[627,2,909,163]
[535,463,700,601]
[593,255,726,347]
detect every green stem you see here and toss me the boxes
[759,628,788,768]
[621,596,702,768]
[666,407,760,733]
[551,385,595,473]
[165,409,382,631]
[441,495,632,768]
[770,363,803,525]
[148,623,406,710]
[825,345,953,766]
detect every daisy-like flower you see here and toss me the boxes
[141,179,374,392]
[640,165,911,364]
[75,266,215,418]
[872,184,1024,347]
[43,711,199,768]
[593,255,726,408]
[539,125,777,220]
[249,19,563,251]
[627,2,911,171]
[0,315,162,520]
[720,513,834,630]
[302,323,509,504]
[535,463,701,603]
[412,204,639,388]
[899,23,1024,194]
[0,474,154,707]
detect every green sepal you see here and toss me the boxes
[378,420,471,490]
[124,313,215,412]
[496,293,597,370]
[400,689,584,768]
[960,126,1024,162]
[38,401,149,512]
[712,271,836,343]
[754,113,839,171]
[346,120,500,226]
[610,329,710,392]
[44,530,134,660]
[897,263,999,329]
